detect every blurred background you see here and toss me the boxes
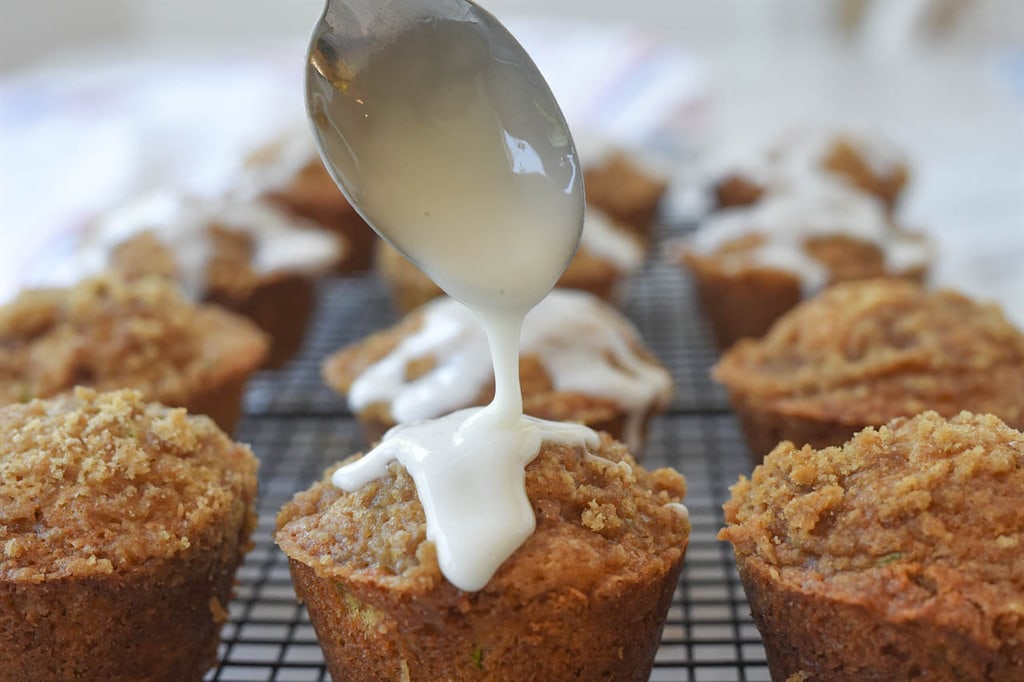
[1,0,1022,318]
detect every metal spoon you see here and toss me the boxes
[304,0,584,307]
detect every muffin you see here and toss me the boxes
[323,289,672,452]
[377,207,646,313]
[582,149,668,242]
[713,127,910,211]
[0,387,259,682]
[238,126,377,271]
[713,279,1024,461]
[0,275,268,433]
[671,182,931,349]
[276,432,689,681]
[45,191,342,367]
[720,411,1024,681]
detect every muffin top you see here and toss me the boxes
[0,275,268,407]
[40,191,343,300]
[323,289,672,450]
[0,387,259,582]
[713,127,909,208]
[720,411,1024,647]
[679,182,930,295]
[277,433,688,597]
[713,279,1024,429]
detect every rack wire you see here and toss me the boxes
[209,238,767,681]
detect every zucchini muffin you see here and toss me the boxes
[238,127,377,271]
[323,289,672,452]
[376,207,645,313]
[582,148,668,242]
[0,388,259,682]
[714,279,1024,460]
[0,275,268,433]
[672,182,931,349]
[713,127,910,211]
[276,433,689,681]
[48,191,342,367]
[720,411,1024,681]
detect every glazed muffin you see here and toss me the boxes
[713,127,910,211]
[672,182,931,349]
[323,289,672,452]
[0,275,268,433]
[0,387,259,682]
[276,432,689,681]
[377,207,645,313]
[713,279,1024,460]
[720,411,1024,681]
[238,127,377,271]
[48,191,342,367]
[582,149,668,242]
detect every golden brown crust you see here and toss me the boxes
[822,136,909,211]
[276,435,688,680]
[720,411,1024,680]
[321,302,668,447]
[583,153,667,239]
[0,387,258,581]
[0,276,268,430]
[714,280,1024,454]
[0,388,258,682]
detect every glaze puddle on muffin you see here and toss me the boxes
[37,191,342,299]
[310,14,612,590]
[343,290,673,453]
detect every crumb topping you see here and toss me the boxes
[276,434,688,596]
[721,412,1024,643]
[0,275,268,407]
[713,280,1024,426]
[0,388,258,581]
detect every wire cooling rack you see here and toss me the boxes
[210,239,767,681]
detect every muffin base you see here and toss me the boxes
[728,395,864,463]
[185,373,250,435]
[734,557,1023,682]
[209,272,316,369]
[683,253,802,350]
[289,551,684,682]
[0,551,243,682]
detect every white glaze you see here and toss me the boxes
[334,409,600,591]
[581,208,644,272]
[721,127,906,199]
[36,191,342,299]
[349,290,671,452]
[688,182,930,295]
[315,17,600,591]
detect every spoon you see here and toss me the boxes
[305,0,585,311]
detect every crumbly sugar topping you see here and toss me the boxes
[714,279,1024,401]
[0,275,268,406]
[0,388,258,582]
[720,411,1024,644]
[276,433,688,594]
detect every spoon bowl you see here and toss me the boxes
[305,0,584,310]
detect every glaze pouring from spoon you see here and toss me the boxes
[307,0,595,591]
